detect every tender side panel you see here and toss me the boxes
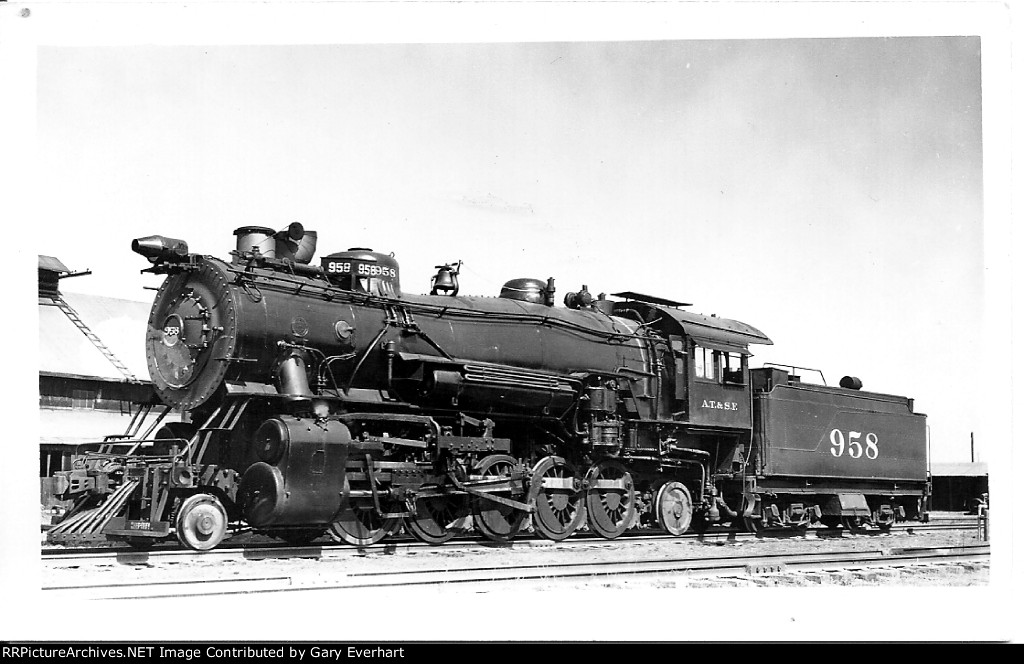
[756,385,927,482]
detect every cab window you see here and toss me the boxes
[694,345,717,381]
[722,351,745,385]
[694,344,745,385]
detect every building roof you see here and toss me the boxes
[39,407,173,446]
[39,291,152,381]
[931,462,988,477]
[38,255,70,273]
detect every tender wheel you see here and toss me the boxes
[584,459,636,539]
[530,456,585,541]
[740,495,764,534]
[821,516,842,529]
[842,516,867,534]
[874,509,895,533]
[471,454,526,543]
[654,481,693,536]
[741,515,764,534]
[405,493,469,545]
[175,493,228,551]
[329,502,398,546]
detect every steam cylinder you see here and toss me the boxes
[236,417,352,527]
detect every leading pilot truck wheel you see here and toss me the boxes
[175,493,228,551]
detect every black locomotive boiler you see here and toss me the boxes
[48,224,929,550]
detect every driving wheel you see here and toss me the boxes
[584,459,636,539]
[471,454,527,543]
[329,501,399,546]
[405,492,470,545]
[530,456,585,541]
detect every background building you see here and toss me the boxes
[929,462,989,513]
[38,256,166,502]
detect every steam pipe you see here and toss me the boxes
[277,353,314,403]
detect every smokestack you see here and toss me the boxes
[233,226,276,259]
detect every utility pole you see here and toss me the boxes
[970,432,974,463]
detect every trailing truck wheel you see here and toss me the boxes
[654,482,693,536]
[175,494,228,551]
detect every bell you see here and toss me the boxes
[431,265,459,296]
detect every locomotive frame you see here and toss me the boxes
[47,224,930,550]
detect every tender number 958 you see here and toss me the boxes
[829,429,879,459]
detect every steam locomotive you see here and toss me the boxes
[48,224,929,550]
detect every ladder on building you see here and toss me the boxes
[52,295,137,381]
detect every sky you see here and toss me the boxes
[35,37,983,463]
[2,1,1018,643]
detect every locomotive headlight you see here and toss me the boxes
[132,235,190,263]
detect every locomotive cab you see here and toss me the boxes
[687,338,751,428]
[611,295,770,429]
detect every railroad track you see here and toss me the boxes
[40,520,979,561]
[41,543,990,599]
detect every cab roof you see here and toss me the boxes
[613,300,772,351]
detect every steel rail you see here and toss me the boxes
[41,544,989,600]
[40,521,980,561]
